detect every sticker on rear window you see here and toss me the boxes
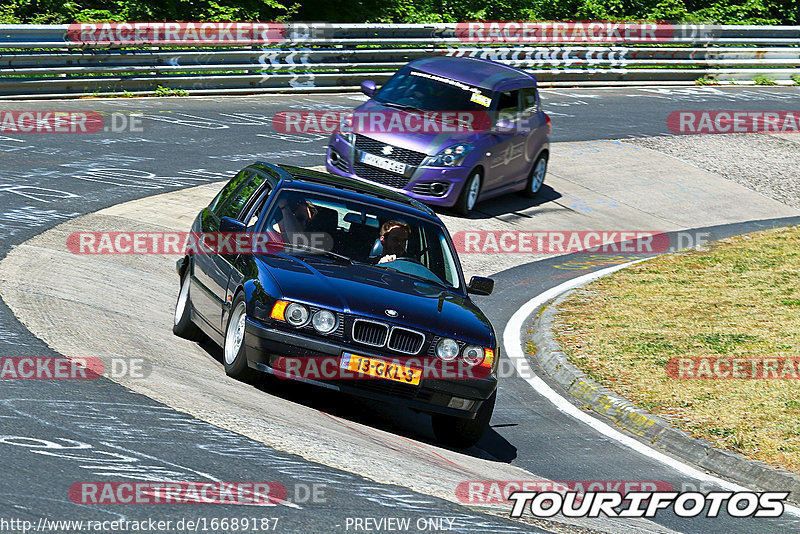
[470,93,491,107]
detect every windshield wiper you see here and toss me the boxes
[380,101,426,113]
[380,265,452,291]
[267,241,353,264]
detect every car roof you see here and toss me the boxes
[249,162,440,222]
[407,56,536,91]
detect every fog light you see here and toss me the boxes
[431,182,447,195]
[447,397,475,410]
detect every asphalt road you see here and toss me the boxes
[2,86,800,533]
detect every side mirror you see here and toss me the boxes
[361,80,376,98]
[220,216,246,233]
[491,119,516,135]
[467,276,494,296]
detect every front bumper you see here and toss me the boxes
[244,318,497,418]
[326,134,470,208]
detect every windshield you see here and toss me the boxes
[374,66,492,113]
[261,189,462,290]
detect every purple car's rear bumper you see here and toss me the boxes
[325,133,468,207]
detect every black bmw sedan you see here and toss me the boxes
[173,162,498,447]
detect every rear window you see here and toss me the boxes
[209,169,252,215]
[220,173,267,220]
[209,169,268,220]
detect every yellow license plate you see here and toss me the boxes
[340,352,421,386]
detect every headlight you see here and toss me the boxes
[312,309,337,334]
[436,338,460,361]
[423,143,474,167]
[284,303,309,326]
[340,113,355,144]
[462,345,485,366]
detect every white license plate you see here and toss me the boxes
[360,152,405,174]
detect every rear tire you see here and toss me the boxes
[453,170,481,216]
[431,391,496,449]
[173,268,202,341]
[223,293,261,383]
[521,153,548,198]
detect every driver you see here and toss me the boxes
[377,220,411,264]
[273,198,318,236]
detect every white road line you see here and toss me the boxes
[502,260,800,518]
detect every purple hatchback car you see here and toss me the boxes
[326,56,550,215]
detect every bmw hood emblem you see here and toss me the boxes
[385,309,398,317]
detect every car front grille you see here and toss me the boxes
[387,327,425,354]
[352,163,410,189]
[352,319,389,347]
[354,134,426,166]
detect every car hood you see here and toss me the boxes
[353,100,481,156]
[257,254,493,346]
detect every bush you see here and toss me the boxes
[153,86,189,97]
[753,74,778,85]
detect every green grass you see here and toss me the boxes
[554,226,800,472]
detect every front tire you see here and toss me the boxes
[431,391,496,449]
[173,268,202,341]
[223,293,260,382]
[453,170,481,216]
[521,153,548,198]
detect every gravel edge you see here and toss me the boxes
[622,134,800,211]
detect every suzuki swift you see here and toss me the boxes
[326,56,551,215]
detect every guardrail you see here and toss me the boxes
[1,23,798,97]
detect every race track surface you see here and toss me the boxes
[2,87,800,533]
